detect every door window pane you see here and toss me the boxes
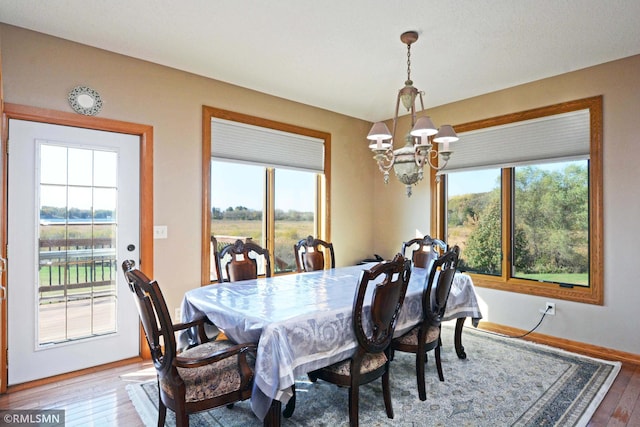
[93,151,117,187]
[513,161,589,286]
[38,144,118,345]
[274,169,315,273]
[447,168,502,275]
[67,148,93,186]
[40,145,67,185]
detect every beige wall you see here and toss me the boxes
[373,54,640,355]
[0,24,375,317]
[3,24,640,356]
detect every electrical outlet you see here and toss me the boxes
[540,302,555,315]
[175,307,182,322]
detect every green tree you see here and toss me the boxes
[513,164,588,274]
[211,207,223,220]
[464,190,502,274]
[463,188,533,275]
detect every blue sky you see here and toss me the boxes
[447,161,582,197]
[211,161,315,211]
[448,169,501,197]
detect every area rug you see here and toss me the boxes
[126,324,620,426]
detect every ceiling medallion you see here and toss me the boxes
[68,86,103,116]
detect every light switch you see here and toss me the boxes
[153,225,168,239]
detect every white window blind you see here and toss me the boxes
[211,118,325,173]
[441,109,590,174]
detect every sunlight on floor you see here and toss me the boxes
[120,365,156,383]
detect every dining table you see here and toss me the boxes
[180,262,482,424]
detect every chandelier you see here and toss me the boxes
[366,31,459,197]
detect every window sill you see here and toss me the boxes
[467,273,603,305]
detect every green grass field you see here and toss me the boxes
[39,263,115,286]
[450,223,588,286]
[39,223,115,240]
[516,273,589,286]
[38,223,117,298]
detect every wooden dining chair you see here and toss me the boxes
[210,235,224,283]
[218,239,272,282]
[401,235,447,269]
[390,246,460,401]
[121,260,257,427]
[293,235,336,272]
[306,253,412,427]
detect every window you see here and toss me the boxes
[447,168,502,276]
[273,168,317,271]
[512,161,589,286]
[435,96,603,304]
[202,107,330,284]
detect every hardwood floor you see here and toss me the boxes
[587,363,640,427]
[0,360,154,426]
[0,359,638,426]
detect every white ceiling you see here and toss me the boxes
[1,0,639,122]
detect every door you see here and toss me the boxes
[7,119,140,385]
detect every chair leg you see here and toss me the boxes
[382,370,394,419]
[175,408,189,427]
[435,343,444,382]
[416,351,427,401]
[283,384,296,418]
[263,399,282,427]
[348,385,360,427]
[157,399,167,427]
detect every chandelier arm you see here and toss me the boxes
[374,150,395,173]
[410,99,416,129]
[392,93,402,143]
[423,150,449,171]
[415,150,428,168]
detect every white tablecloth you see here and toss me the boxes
[180,264,482,420]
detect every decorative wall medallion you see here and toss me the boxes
[68,86,103,116]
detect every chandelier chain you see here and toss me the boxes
[406,43,412,82]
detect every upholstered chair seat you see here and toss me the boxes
[160,340,256,402]
[393,324,440,347]
[319,352,387,377]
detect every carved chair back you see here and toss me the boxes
[218,239,272,282]
[354,253,412,355]
[293,235,336,272]
[401,235,447,269]
[423,245,460,326]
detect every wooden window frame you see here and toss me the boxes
[432,96,603,305]
[201,106,331,285]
